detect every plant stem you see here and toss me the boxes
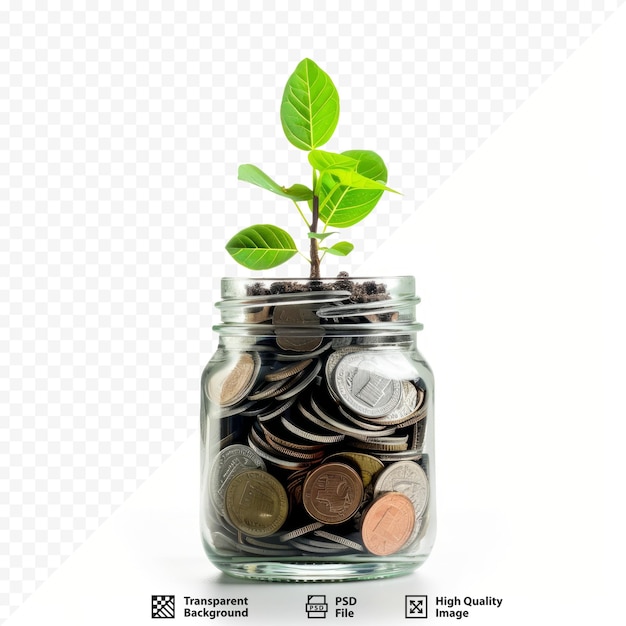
[309,195,321,279]
[309,170,321,279]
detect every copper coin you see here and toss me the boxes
[224,469,289,537]
[302,462,364,524]
[273,304,324,352]
[361,492,415,556]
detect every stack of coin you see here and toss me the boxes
[208,446,428,556]
[204,293,431,558]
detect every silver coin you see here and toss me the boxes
[212,531,243,555]
[376,450,423,462]
[373,461,429,518]
[244,536,296,551]
[259,420,325,453]
[234,541,297,556]
[260,429,324,462]
[324,346,364,390]
[332,351,402,418]
[281,415,345,444]
[325,346,389,406]
[275,340,333,361]
[297,397,346,435]
[351,438,409,452]
[338,404,392,431]
[356,334,412,347]
[331,336,353,349]
[289,538,348,554]
[316,298,405,320]
[410,419,427,451]
[369,381,419,426]
[213,399,256,419]
[247,434,313,470]
[209,444,266,511]
[314,530,364,552]
[256,396,298,423]
[309,393,397,440]
[239,399,274,417]
[274,358,322,400]
[278,521,324,542]
[247,370,305,401]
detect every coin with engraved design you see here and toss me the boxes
[331,351,402,418]
[302,462,364,524]
[373,460,429,519]
[273,304,324,352]
[206,352,260,407]
[361,492,415,556]
[224,469,288,537]
[209,444,266,510]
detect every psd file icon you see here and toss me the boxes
[306,595,328,618]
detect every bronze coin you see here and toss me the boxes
[361,492,415,556]
[244,305,272,323]
[265,358,313,382]
[273,304,324,352]
[224,469,289,537]
[302,462,364,524]
[207,352,259,407]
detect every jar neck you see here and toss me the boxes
[213,276,423,339]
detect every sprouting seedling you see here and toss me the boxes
[225,58,398,280]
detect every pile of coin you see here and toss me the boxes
[203,295,430,558]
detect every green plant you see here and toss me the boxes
[225,58,398,279]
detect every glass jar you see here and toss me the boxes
[200,276,435,581]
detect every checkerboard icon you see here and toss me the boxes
[152,595,175,618]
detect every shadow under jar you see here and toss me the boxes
[200,276,436,581]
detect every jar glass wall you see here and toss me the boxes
[200,276,435,581]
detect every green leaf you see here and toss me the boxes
[318,150,392,228]
[280,59,340,151]
[320,241,354,256]
[325,168,398,193]
[238,164,313,201]
[225,224,298,270]
[308,150,359,172]
[307,231,338,240]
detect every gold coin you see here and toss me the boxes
[224,469,289,537]
[361,492,415,556]
[324,452,384,487]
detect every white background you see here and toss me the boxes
[2,2,625,625]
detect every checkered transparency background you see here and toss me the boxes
[0,0,621,620]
